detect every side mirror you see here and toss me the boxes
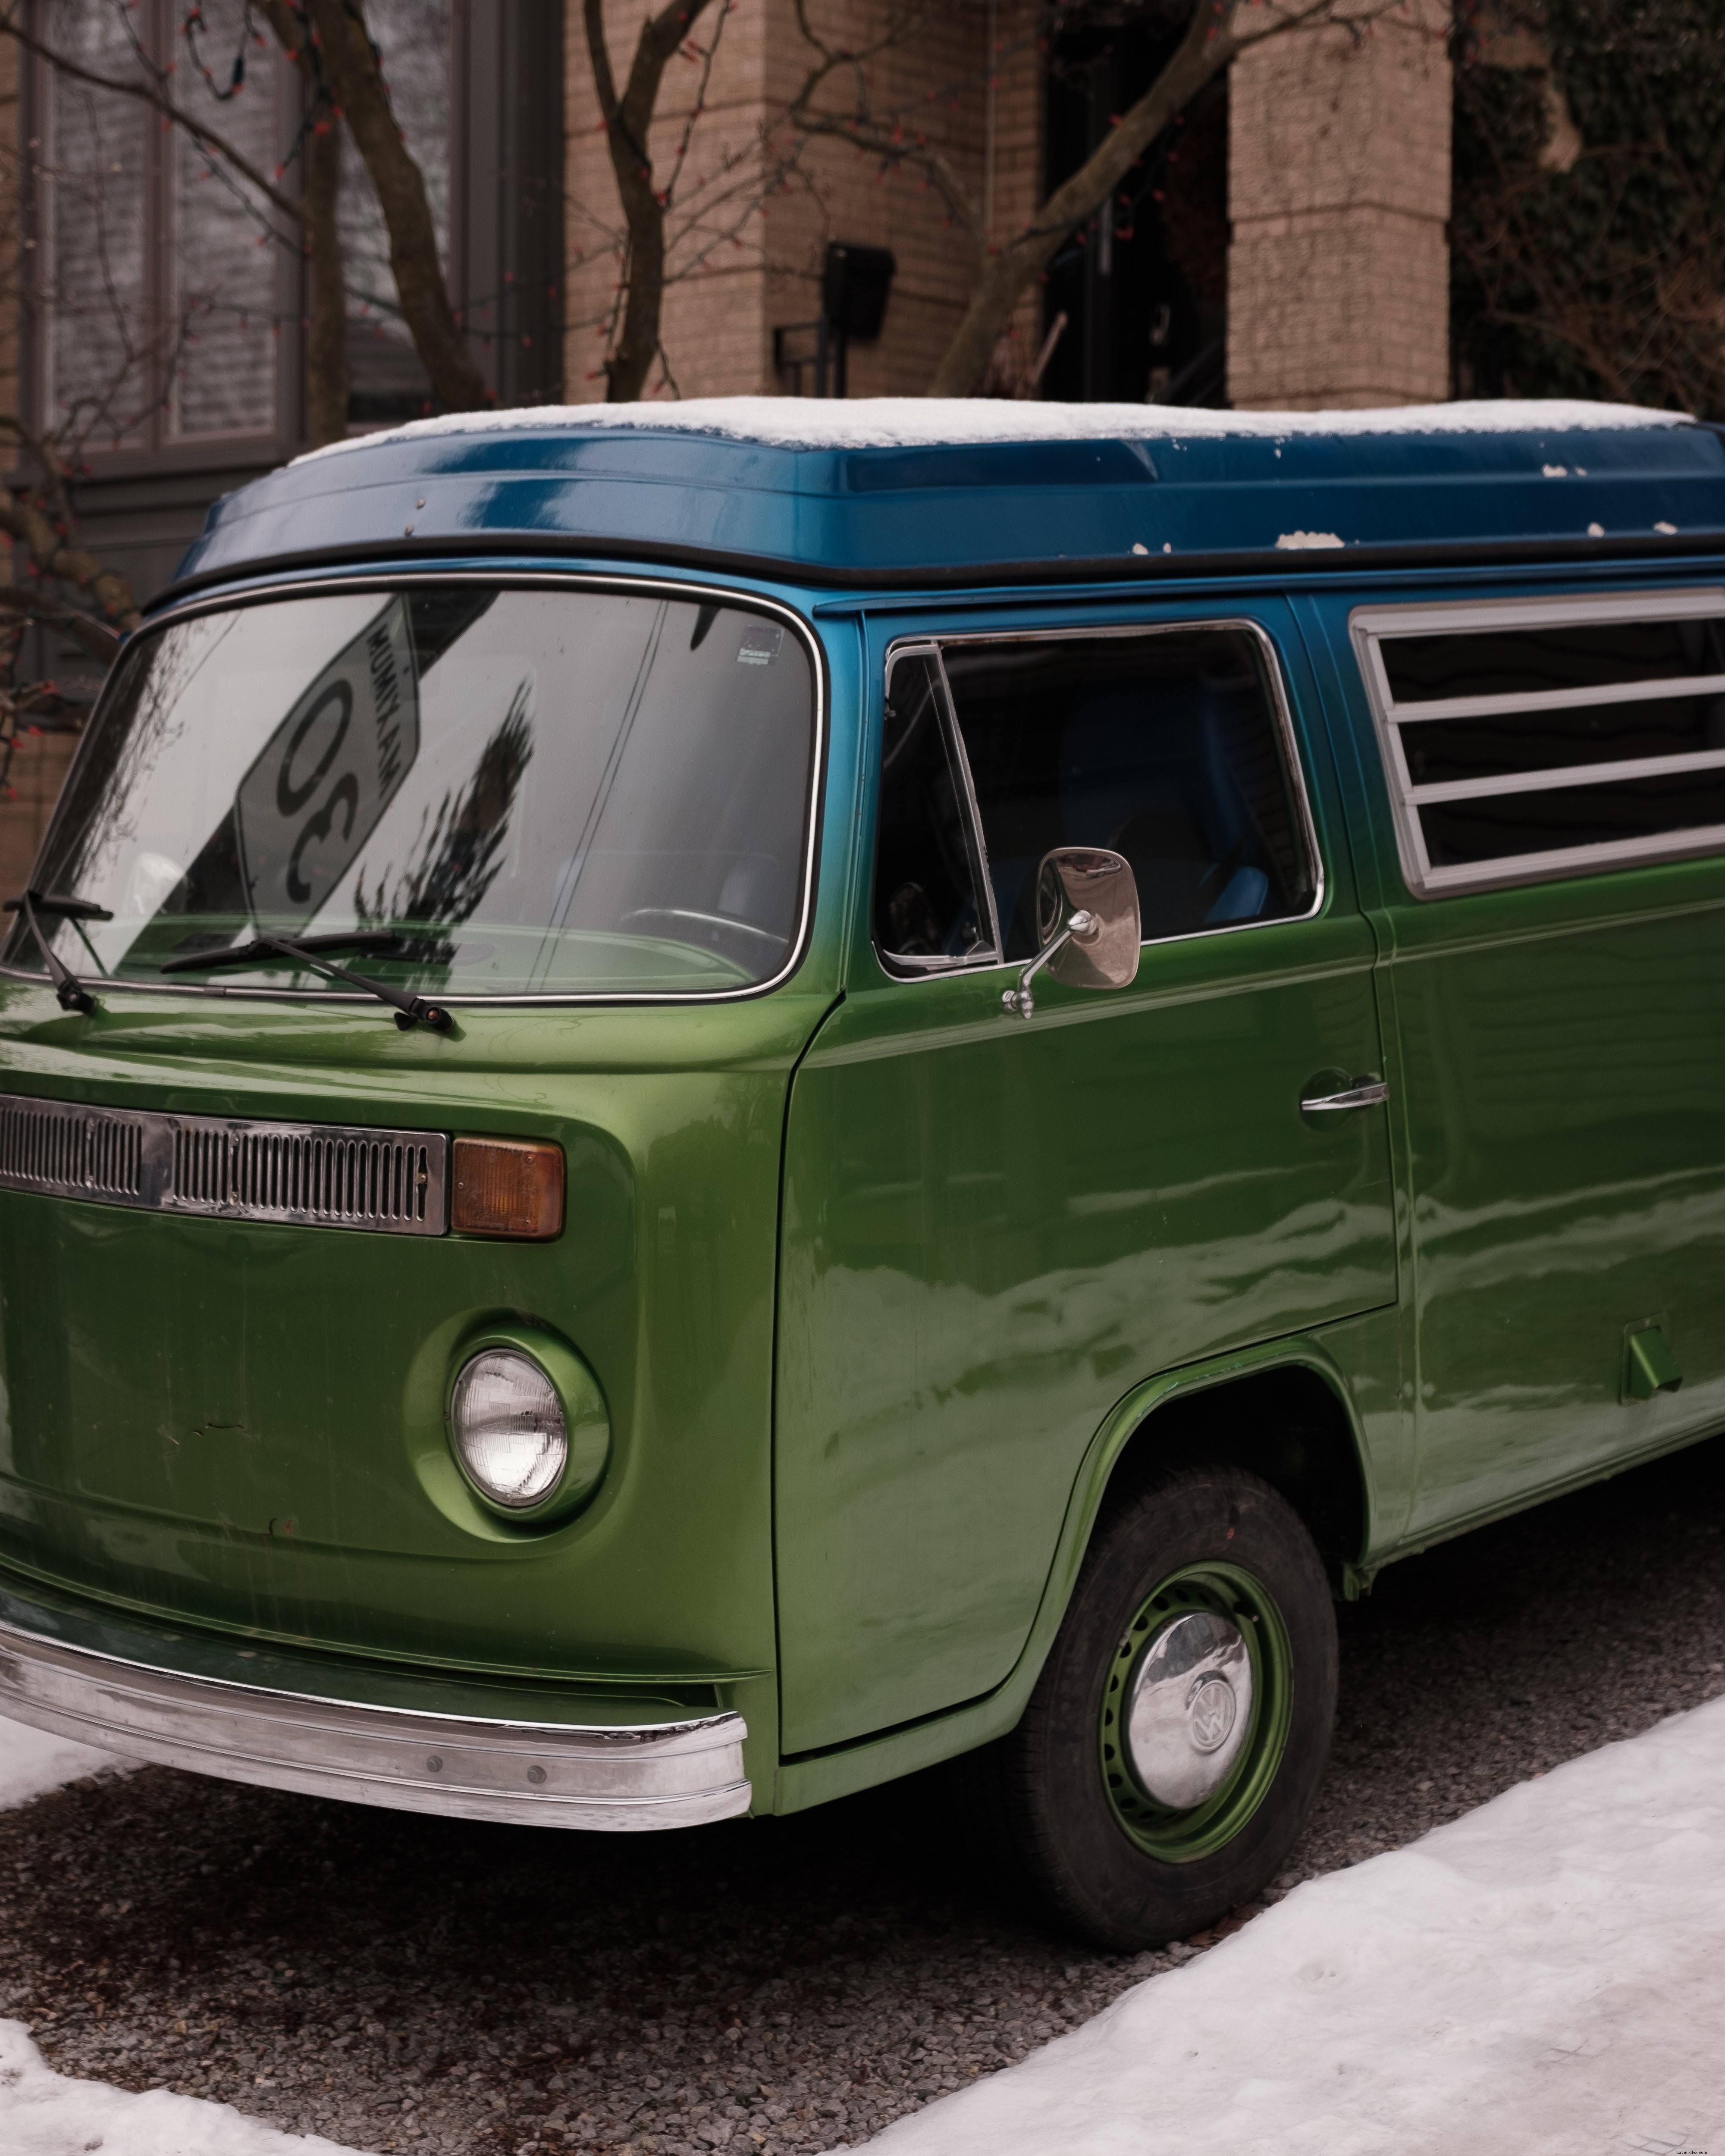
[1003,846,1141,1018]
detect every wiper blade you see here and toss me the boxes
[3,891,114,923]
[160,930,453,1034]
[3,889,112,1015]
[159,928,405,973]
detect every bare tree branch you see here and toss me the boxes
[0,588,123,665]
[302,0,489,412]
[0,16,306,228]
[257,0,351,446]
[584,0,723,401]
[0,415,138,630]
[784,0,1423,398]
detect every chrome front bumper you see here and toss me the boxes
[0,1615,750,1830]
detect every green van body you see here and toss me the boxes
[0,403,1722,1853]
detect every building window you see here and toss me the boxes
[31,0,299,456]
[27,1,562,451]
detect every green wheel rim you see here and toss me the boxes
[1098,1560,1294,1863]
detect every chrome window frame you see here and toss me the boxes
[872,616,1325,980]
[877,641,1003,974]
[0,569,828,1010]
[1351,588,1725,901]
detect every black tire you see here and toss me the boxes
[978,1465,1337,1951]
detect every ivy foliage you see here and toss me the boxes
[1451,0,1725,418]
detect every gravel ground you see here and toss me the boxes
[4,1432,1725,2156]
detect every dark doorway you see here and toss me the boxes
[1042,13,1229,407]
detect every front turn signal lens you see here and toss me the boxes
[451,1136,564,1239]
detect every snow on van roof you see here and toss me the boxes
[296,395,1691,464]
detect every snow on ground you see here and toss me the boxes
[295,394,1690,464]
[861,1692,1725,2156]
[0,1715,131,1811]
[0,1717,369,2155]
[0,2021,364,2156]
[9,1696,1725,2152]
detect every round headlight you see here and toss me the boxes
[449,1349,568,1509]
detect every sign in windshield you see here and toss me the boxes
[234,598,420,924]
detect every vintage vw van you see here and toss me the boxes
[1,398,1722,1950]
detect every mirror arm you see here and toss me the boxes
[1001,909,1097,1020]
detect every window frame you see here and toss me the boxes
[877,641,1003,974]
[0,567,829,1010]
[873,616,1325,981]
[21,0,307,474]
[1351,589,1725,902]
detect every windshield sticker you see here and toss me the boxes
[737,624,783,668]
[233,598,420,924]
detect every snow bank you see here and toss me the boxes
[296,394,1690,465]
[0,2021,364,2156]
[0,1728,364,2155]
[0,1725,360,2155]
[0,1715,131,1810]
[859,1692,1725,2156]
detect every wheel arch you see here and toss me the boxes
[772,1335,1375,1815]
[1092,1356,1370,1591]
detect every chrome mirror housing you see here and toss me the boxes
[1003,847,1141,1018]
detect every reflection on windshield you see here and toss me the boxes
[8,587,816,999]
[354,686,532,934]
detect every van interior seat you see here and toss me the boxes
[980,683,1276,950]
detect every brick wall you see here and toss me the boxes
[564,0,1044,403]
[1226,0,1452,409]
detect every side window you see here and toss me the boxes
[940,628,1316,959]
[1354,594,1725,896]
[873,651,998,971]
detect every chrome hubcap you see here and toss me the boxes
[1126,1609,1254,1809]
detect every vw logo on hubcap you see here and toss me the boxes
[1125,1608,1255,1810]
[1186,1672,1237,1752]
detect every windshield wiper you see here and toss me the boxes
[3,890,113,1015]
[160,931,453,1033]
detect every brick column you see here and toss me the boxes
[1226,0,1452,410]
[564,0,1041,402]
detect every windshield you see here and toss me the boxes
[5,584,818,1000]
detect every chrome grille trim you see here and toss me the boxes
[0,1093,447,1234]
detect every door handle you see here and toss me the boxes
[1300,1078,1389,1113]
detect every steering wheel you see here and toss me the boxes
[620,907,789,953]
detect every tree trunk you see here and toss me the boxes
[927,0,1242,397]
[302,119,350,448]
[304,0,489,413]
[261,0,352,446]
[584,0,719,403]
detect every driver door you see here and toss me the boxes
[775,606,1398,1755]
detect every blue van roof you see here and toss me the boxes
[167,397,1725,598]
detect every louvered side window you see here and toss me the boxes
[1353,592,1725,897]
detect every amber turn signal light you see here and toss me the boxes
[451,1137,565,1240]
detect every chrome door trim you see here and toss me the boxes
[0,1614,750,1831]
[1299,1079,1389,1112]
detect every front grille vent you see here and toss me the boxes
[170,1124,437,1230]
[0,1097,145,1200]
[0,1093,447,1235]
